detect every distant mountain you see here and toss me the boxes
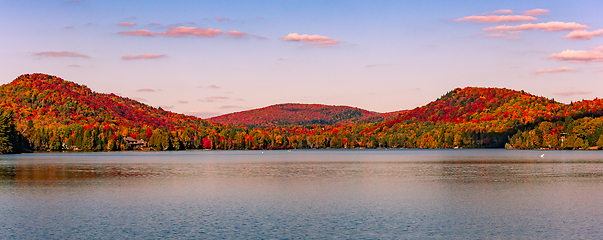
[208,103,405,127]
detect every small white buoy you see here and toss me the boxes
[541,154,545,158]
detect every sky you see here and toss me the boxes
[1,0,602,118]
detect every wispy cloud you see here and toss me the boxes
[564,29,603,40]
[523,9,550,16]
[119,26,223,38]
[198,96,229,102]
[553,90,592,96]
[456,15,537,23]
[486,10,513,15]
[533,66,578,74]
[547,46,603,62]
[121,54,166,60]
[208,84,220,89]
[68,0,84,3]
[484,21,589,32]
[67,64,81,68]
[485,33,506,38]
[64,26,74,29]
[215,17,230,21]
[281,33,341,46]
[148,23,161,26]
[34,51,90,58]
[136,88,156,92]
[178,100,189,104]
[118,22,136,27]
[225,30,266,39]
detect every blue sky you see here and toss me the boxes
[1,0,602,118]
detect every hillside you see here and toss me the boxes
[3,73,603,152]
[0,73,211,130]
[0,73,219,151]
[208,103,404,127]
[376,87,563,130]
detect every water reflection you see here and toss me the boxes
[2,150,603,239]
[2,156,603,186]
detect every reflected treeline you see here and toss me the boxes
[3,161,603,186]
[0,164,160,185]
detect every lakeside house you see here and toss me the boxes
[124,137,147,149]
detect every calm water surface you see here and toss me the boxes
[1,149,603,239]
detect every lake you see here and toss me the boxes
[1,149,603,239]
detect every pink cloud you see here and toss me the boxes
[118,22,136,27]
[119,29,156,36]
[547,46,603,62]
[553,90,592,96]
[484,21,589,32]
[64,26,74,29]
[486,33,506,38]
[208,84,220,89]
[67,64,81,67]
[121,54,166,60]
[455,15,537,23]
[524,9,550,16]
[225,30,266,39]
[198,96,229,102]
[162,26,223,37]
[533,66,578,74]
[148,23,160,26]
[226,30,247,39]
[564,29,603,40]
[34,51,90,58]
[136,88,155,92]
[215,17,230,21]
[257,16,264,20]
[119,27,223,38]
[366,64,376,68]
[178,100,189,104]
[489,10,513,15]
[281,33,341,46]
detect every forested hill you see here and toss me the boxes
[208,103,405,127]
[0,73,211,130]
[377,87,562,129]
[3,73,603,152]
[0,73,219,152]
[359,87,603,149]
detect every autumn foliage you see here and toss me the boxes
[209,103,403,127]
[2,73,603,152]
